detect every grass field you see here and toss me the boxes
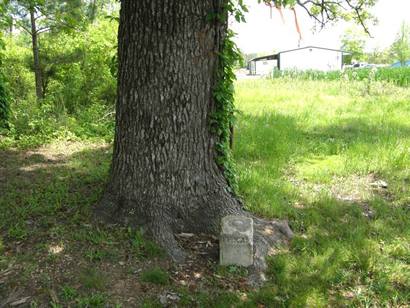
[235,79,410,306]
[0,79,409,306]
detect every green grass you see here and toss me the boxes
[0,78,409,306]
[79,268,107,290]
[234,79,410,306]
[140,267,170,285]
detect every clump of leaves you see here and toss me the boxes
[140,267,169,285]
[211,29,241,193]
[8,223,28,240]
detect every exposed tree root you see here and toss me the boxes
[150,221,187,263]
[95,193,293,286]
[249,217,293,286]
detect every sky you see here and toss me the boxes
[231,0,410,54]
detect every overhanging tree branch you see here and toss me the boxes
[344,0,372,37]
[36,26,50,34]
[15,20,32,35]
[263,0,374,36]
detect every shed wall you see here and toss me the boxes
[280,48,342,71]
[254,59,277,75]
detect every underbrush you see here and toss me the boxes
[0,98,114,149]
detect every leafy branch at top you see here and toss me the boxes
[259,0,376,36]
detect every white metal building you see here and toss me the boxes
[248,58,277,75]
[249,46,349,75]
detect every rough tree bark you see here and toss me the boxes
[29,7,43,99]
[97,0,292,283]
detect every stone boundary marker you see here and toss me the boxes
[220,215,253,267]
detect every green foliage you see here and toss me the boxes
[0,17,117,148]
[40,19,117,112]
[390,22,410,65]
[2,37,35,101]
[8,223,28,240]
[211,0,249,192]
[212,28,241,192]
[271,67,410,87]
[341,26,366,62]
[77,293,107,308]
[140,267,169,285]
[6,0,87,34]
[258,0,377,30]
[60,285,78,301]
[365,47,391,65]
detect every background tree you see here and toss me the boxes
[96,0,377,281]
[390,21,410,66]
[0,1,118,141]
[85,0,119,23]
[0,3,10,131]
[365,47,390,64]
[341,26,366,63]
[5,0,85,99]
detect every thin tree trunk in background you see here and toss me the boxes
[30,8,43,99]
[9,18,13,36]
[89,0,97,23]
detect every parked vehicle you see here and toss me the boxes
[391,60,410,67]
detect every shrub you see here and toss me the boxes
[271,67,410,87]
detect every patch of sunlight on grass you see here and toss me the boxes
[295,155,346,183]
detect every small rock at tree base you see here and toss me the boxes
[220,215,253,267]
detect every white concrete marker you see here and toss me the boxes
[220,215,253,267]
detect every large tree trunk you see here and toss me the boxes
[97,0,292,281]
[30,8,43,99]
